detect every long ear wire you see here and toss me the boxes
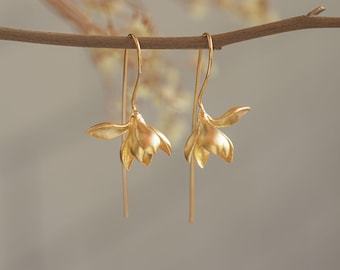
[121,34,142,218]
[121,47,129,218]
[189,49,202,223]
[188,33,214,224]
[128,33,142,112]
[197,32,213,112]
[120,33,141,218]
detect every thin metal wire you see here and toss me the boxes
[122,48,129,218]
[189,49,202,224]
[189,33,214,224]
[128,34,142,112]
[197,33,213,112]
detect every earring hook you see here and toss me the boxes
[128,33,142,112]
[188,33,213,224]
[197,32,213,111]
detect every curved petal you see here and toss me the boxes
[184,125,200,162]
[225,135,234,163]
[201,129,230,161]
[209,106,251,127]
[208,131,234,163]
[194,144,210,168]
[149,126,172,156]
[198,119,231,162]
[130,132,146,162]
[86,121,129,139]
[141,152,153,166]
[120,134,134,170]
[129,132,153,166]
[135,113,160,154]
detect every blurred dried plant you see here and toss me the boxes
[182,0,276,22]
[44,0,274,143]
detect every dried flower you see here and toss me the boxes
[185,106,250,168]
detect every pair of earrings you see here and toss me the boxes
[86,33,250,223]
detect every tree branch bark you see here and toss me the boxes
[0,7,339,50]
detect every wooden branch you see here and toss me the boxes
[0,6,340,50]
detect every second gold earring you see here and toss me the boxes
[185,32,251,224]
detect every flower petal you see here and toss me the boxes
[135,113,160,154]
[130,132,146,162]
[201,129,230,161]
[184,125,200,162]
[141,152,153,166]
[120,134,134,170]
[209,106,251,127]
[86,121,129,139]
[149,126,172,156]
[225,135,234,163]
[194,144,210,168]
[210,131,235,163]
[198,118,231,162]
[129,132,153,166]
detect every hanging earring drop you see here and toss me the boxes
[185,33,251,224]
[86,34,172,218]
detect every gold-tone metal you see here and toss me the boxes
[122,48,128,218]
[86,34,172,217]
[128,34,141,112]
[189,49,202,224]
[118,111,172,169]
[185,32,250,223]
[87,34,172,169]
[185,32,250,167]
[184,107,250,167]
[197,33,213,112]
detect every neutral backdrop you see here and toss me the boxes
[1,1,340,270]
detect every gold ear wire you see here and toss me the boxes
[197,32,213,112]
[128,33,142,112]
[121,33,143,218]
[120,33,141,218]
[188,33,212,224]
[121,47,129,218]
[189,50,200,224]
[185,32,250,224]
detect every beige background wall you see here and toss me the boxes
[0,1,340,269]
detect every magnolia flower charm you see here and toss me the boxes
[184,106,250,168]
[87,110,172,170]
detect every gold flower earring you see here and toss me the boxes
[86,34,172,218]
[185,33,250,224]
